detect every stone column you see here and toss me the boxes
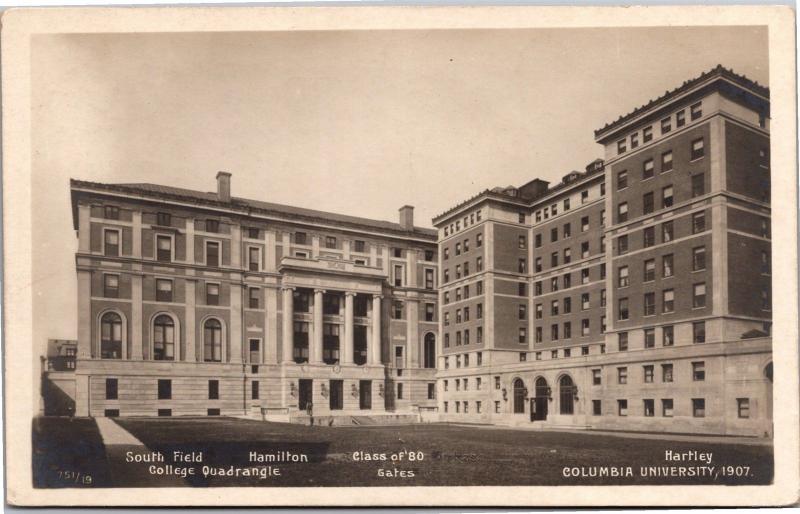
[229,283,242,363]
[343,292,355,365]
[78,204,91,253]
[131,273,143,360]
[185,279,196,362]
[265,287,278,363]
[185,219,195,264]
[231,225,242,268]
[76,269,92,359]
[313,289,325,364]
[371,295,382,365]
[132,211,142,259]
[281,286,294,363]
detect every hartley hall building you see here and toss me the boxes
[43,66,773,436]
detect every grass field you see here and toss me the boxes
[33,416,774,487]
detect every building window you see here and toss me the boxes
[156,279,173,302]
[203,319,223,362]
[643,159,654,180]
[692,173,705,197]
[617,170,628,190]
[206,283,219,305]
[251,380,260,400]
[663,325,674,346]
[294,232,307,245]
[642,259,655,283]
[693,246,706,271]
[394,265,405,287]
[559,375,576,414]
[518,212,526,224]
[600,289,606,307]
[662,363,673,382]
[551,228,558,243]
[643,192,654,215]
[617,202,628,223]
[393,301,404,320]
[643,399,655,417]
[692,398,706,418]
[618,234,628,255]
[693,361,706,381]
[618,331,628,351]
[153,314,175,361]
[518,283,527,297]
[519,352,527,362]
[662,186,674,208]
[581,293,590,310]
[618,298,629,320]
[693,283,707,308]
[631,133,639,149]
[519,304,527,320]
[676,110,686,127]
[662,289,674,313]
[551,324,559,341]
[206,241,220,267]
[104,274,119,298]
[535,257,542,273]
[618,399,628,416]
[592,400,602,416]
[534,234,542,248]
[248,247,260,272]
[249,287,260,309]
[691,138,704,160]
[158,379,172,400]
[690,102,702,120]
[693,321,706,343]
[617,139,627,154]
[661,150,673,173]
[661,398,674,417]
[104,229,120,257]
[643,125,653,143]
[156,212,171,226]
[519,327,527,344]
[592,369,601,385]
[661,117,671,134]
[208,380,219,400]
[105,378,118,400]
[325,236,337,249]
[662,255,674,278]
[643,364,654,383]
[644,327,655,348]
[100,312,123,359]
[644,293,655,316]
[581,319,590,336]
[156,235,172,262]
[519,258,527,273]
[617,367,628,384]
[737,398,750,419]
[693,211,706,233]
[205,219,219,233]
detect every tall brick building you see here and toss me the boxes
[67,174,439,419]
[434,66,772,436]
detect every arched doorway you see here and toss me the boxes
[559,375,576,415]
[513,378,526,414]
[532,377,549,421]
[423,333,436,368]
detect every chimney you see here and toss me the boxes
[399,205,414,231]
[216,171,231,202]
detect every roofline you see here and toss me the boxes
[70,179,438,243]
[431,164,605,226]
[594,65,770,140]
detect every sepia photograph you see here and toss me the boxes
[3,5,798,507]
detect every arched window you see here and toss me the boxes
[100,312,123,359]
[423,333,436,368]
[153,315,175,361]
[204,319,222,362]
[513,378,526,414]
[765,362,773,383]
[559,375,576,415]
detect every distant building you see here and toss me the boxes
[68,173,438,419]
[432,66,772,436]
[41,339,77,415]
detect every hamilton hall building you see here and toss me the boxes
[50,66,772,436]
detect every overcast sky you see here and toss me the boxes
[31,27,768,346]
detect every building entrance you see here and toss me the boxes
[329,380,343,410]
[299,379,313,411]
[532,377,549,421]
[359,380,372,410]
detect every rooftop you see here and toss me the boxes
[70,179,437,240]
[594,64,770,139]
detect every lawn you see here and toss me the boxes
[103,417,774,487]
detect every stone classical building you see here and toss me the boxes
[433,66,773,436]
[68,174,439,419]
